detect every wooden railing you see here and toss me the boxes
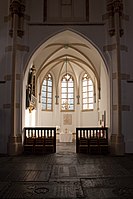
[76,127,109,154]
[23,127,108,155]
[23,127,56,154]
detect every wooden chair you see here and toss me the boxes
[23,137,35,154]
[89,138,99,154]
[99,138,109,154]
[78,138,89,153]
[34,137,45,154]
[44,137,55,153]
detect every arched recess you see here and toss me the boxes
[22,29,110,137]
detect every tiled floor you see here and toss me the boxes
[0,142,133,198]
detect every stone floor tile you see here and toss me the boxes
[0,143,133,199]
[0,181,84,199]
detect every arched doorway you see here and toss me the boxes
[22,30,110,153]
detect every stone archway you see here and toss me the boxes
[22,30,110,154]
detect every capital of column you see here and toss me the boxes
[106,0,123,14]
[106,0,124,37]
[113,0,123,14]
[9,0,25,38]
[20,3,25,15]
[10,0,21,15]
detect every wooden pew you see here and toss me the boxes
[23,127,56,154]
[76,127,109,155]
[34,137,45,154]
[78,138,89,153]
[23,137,35,154]
[89,138,99,154]
[45,137,55,153]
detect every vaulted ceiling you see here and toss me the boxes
[28,30,106,87]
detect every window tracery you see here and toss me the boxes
[41,73,53,111]
[82,73,94,110]
[61,73,74,111]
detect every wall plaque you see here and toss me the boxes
[63,114,72,125]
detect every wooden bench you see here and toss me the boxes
[23,127,56,154]
[78,138,89,153]
[24,137,35,154]
[34,137,45,154]
[76,127,109,155]
[45,137,55,153]
[89,138,99,154]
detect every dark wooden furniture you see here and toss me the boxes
[78,138,89,153]
[45,137,55,153]
[34,137,45,154]
[23,127,56,154]
[76,127,109,155]
[24,137,35,154]
[89,138,99,154]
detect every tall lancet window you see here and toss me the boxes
[82,73,94,110]
[61,73,74,111]
[41,73,53,111]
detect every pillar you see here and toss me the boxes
[104,0,125,155]
[7,0,25,155]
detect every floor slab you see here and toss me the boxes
[0,142,133,198]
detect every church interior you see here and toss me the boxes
[0,0,133,198]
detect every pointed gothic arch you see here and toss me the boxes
[22,29,110,140]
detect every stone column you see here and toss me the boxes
[112,0,125,155]
[7,0,25,155]
[105,0,125,155]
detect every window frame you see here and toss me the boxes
[82,73,94,111]
[41,73,53,111]
[61,73,75,112]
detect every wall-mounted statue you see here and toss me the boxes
[26,65,36,112]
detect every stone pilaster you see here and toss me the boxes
[7,0,25,155]
[105,0,125,155]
